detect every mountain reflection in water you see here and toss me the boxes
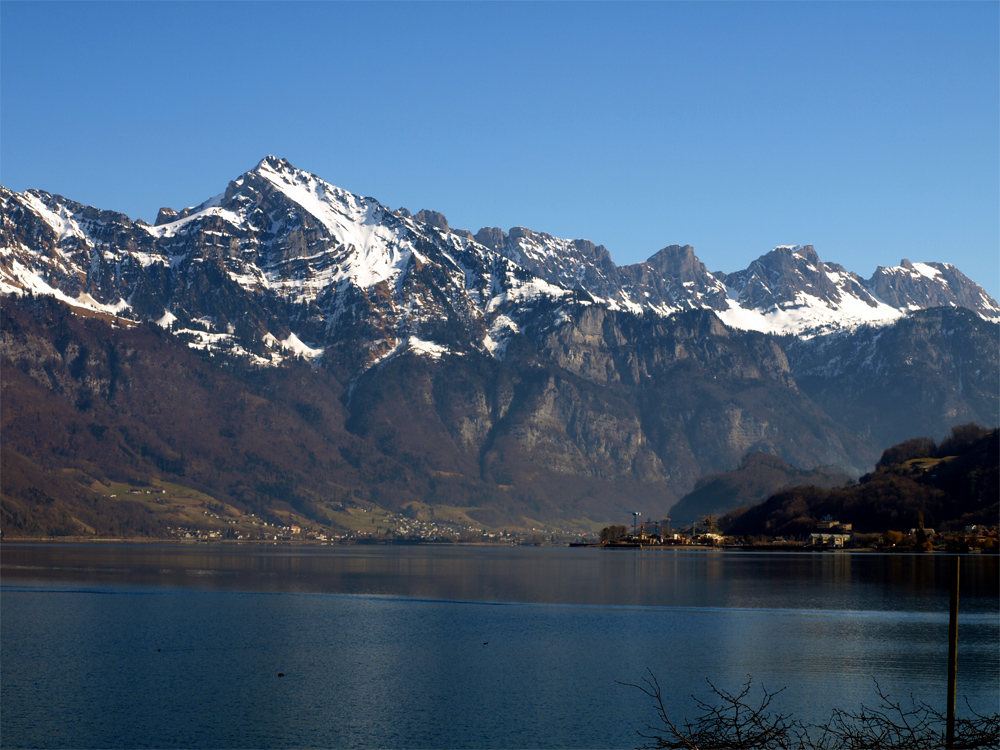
[2,545,997,749]
[3,544,997,610]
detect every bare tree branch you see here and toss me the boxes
[623,674,1000,750]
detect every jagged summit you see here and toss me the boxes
[254,154,295,173]
[2,156,997,368]
[151,157,307,229]
[867,259,998,318]
[413,209,450,231]
[725,244,883,312]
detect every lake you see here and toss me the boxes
[2,544,998,748]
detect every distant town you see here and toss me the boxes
[162,503,577,546]
[158,505,998,554]
[587,515,998,553]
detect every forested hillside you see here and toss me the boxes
[668,453,852,526]
[721,425,999,538]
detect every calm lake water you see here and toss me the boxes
[2,544,998,749]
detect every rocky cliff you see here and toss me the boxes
[2,157,997,535]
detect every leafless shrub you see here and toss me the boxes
[620,670,812,749]
[815,680,1000,750]
[621,671,1000,750]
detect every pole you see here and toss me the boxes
[946,555,960,749]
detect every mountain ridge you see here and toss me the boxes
[3,156,997,369]
[2,156,997,536]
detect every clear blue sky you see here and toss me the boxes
[3,1,997,298]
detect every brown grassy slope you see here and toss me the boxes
[2,296,668,535]
[1,296,376,533]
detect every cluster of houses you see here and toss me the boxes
[167,512,311,541]
[807,518,998,552]
[166,503,583,545]
[808,518,853,548]
[600,515,999,553]
[161,500,998,551]
[109,488,167,498]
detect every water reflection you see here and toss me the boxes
[2,544,997,614]
[2,545,998,749]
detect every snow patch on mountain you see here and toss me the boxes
[483,315,520,358]
[716,290,903,338]
[407,337,456,358]
[912,262,942,281]
[487,276,570,312]
[264,332,325,361]
[144,199,240,239]
[1,253,129,315]
[21,192,90,246]
[156,310,178,328]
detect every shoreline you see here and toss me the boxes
[1,537,991,554]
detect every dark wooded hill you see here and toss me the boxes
[668,452,852,527]
[721,425,999,538]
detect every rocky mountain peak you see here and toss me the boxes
[474,227,507,254]
[254,155,296,174]
[763,244,821,272]
[413,209,449,231]
[155,207,179,226]
[644,244,700,275]
[867,260,1000,321]
[725,244,846,309]
[616,245,730,313]
[507,226,542,245]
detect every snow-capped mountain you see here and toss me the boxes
[714,245,900,336]
[473,227,733,317]
[867,259,999,315]
[2,156,997,534]
[3,155,997,369]
[716,245,1000,337]
[2,157,578,373]
[476,228,998,338]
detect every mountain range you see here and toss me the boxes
[2,157,997,535]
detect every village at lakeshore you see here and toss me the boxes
[4,516,997,554]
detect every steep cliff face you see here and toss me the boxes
[474,225,622,301]
[619,244,731,313]
[534,305,793,386]
[787,308,1000,448]
[0,187,170,319]
[340,303,874,519]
